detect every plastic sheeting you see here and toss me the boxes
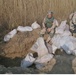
[31,21,40,29]
[17,26,33,32]
[4,29,17,42]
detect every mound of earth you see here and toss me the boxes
[2,28,41,58]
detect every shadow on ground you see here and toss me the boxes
[0,55,23,67]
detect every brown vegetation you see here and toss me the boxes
[0,0,76,29]
[2,29,40,58]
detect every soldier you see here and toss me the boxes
[40,11,58,43]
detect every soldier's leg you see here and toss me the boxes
[40,28,46,37]
[46,29,54,43]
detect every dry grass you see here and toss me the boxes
[0,0,76,29]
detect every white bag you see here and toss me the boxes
[52,34,62,48]
[52,34,76,55]
[31,37,48,57]
[31,21,40,29]
[61,36,76,54]
[53,19,59,27]
[4,29,17,42]
[21,53,36,69]
[56,20,69,34]
[56,28,64,34]
[35,54,53,69]
[17,26,33,32]
[62,31,72,36]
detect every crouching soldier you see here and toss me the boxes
[40,11,59,43]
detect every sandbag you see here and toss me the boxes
[34,54,53,70]
[53,19,59,27]
[4,29,17,42]
[21,53,36,69]
[31,21,40,29]
[62,31,72,36]
[61,36,76,54]
[52,34,62,48]
[31,37,48,57]
[56,20,70,34]
[17,26,33,32]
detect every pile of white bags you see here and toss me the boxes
[17,26,33,32]
[21,37,53,69]
[52,20,76,55]
[4,21,41,42]
[4,29,17,42]
[56,20,72,36]
[31,21,40,29]
[52,34,76,55]
[4,26,33,42]
[21,53,36,69]
[31,37,48,57]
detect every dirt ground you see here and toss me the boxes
[0,27,76,74]
[0,51,76,74]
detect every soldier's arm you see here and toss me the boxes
[51,19,59,30]
[42,18,46,28]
